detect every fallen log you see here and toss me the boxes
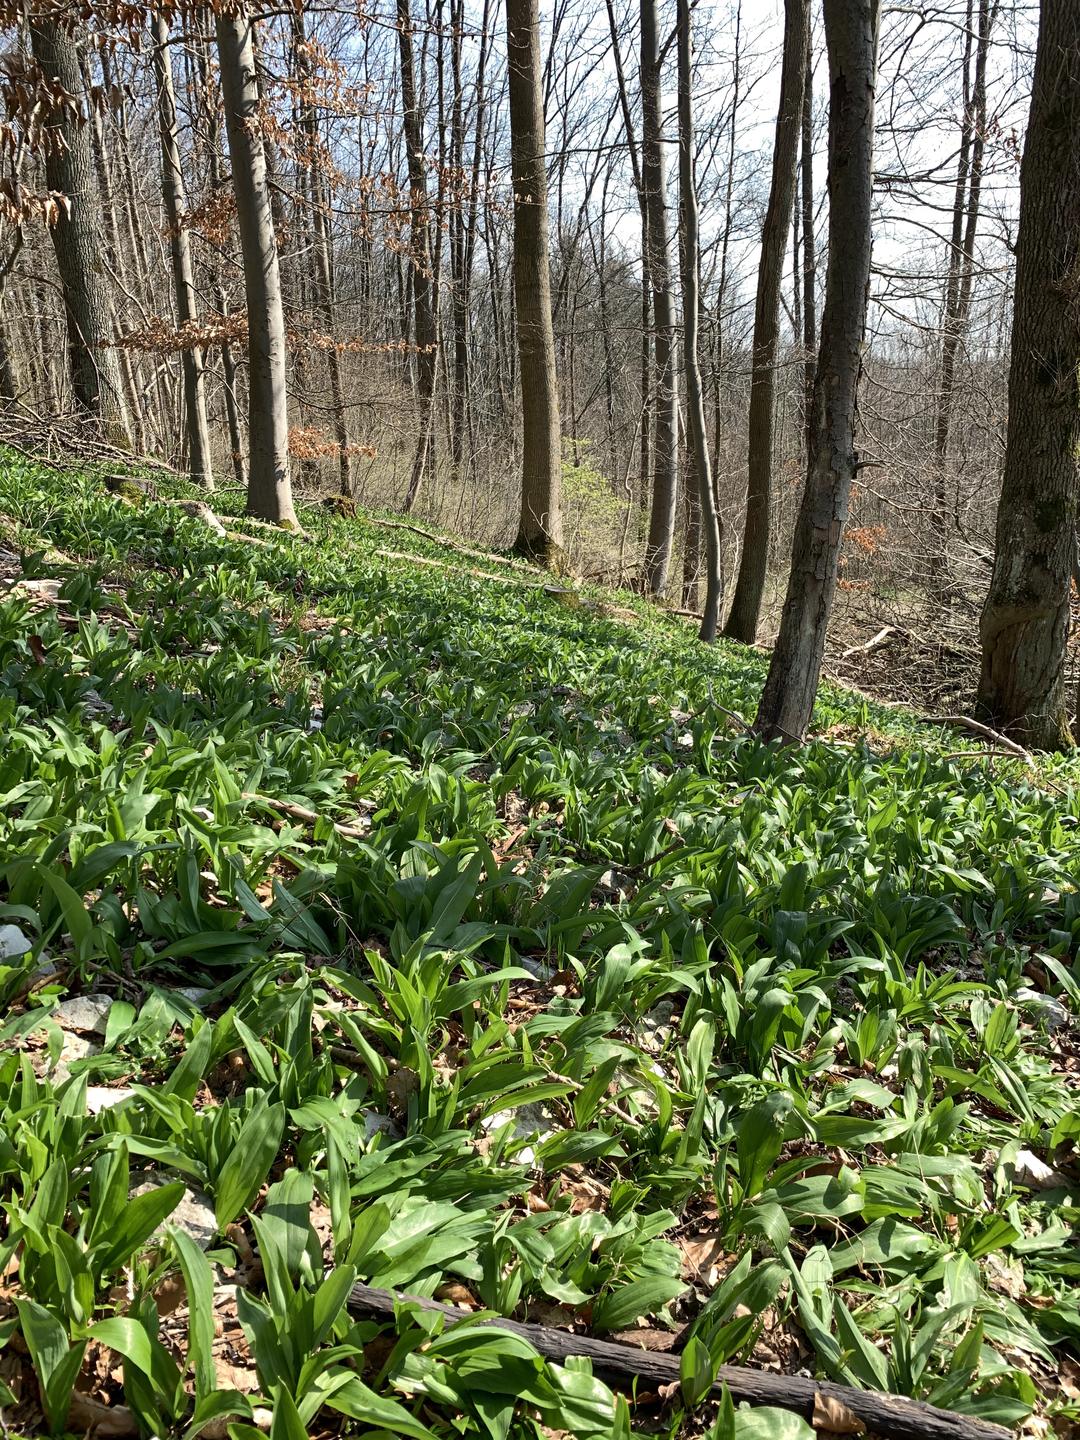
[346,1284,1009,1440]
[923,714,1036,769]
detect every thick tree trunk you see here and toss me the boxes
[152,13,214,490]
[755,0,880,743]
[976,0,1080,751]
[398,0,438,512]
[677,0,723,640]
[506,0,564,565]
[725,0,809,642]
[215,5,297,526]
[29,20,130,444]
[640,0,678,596]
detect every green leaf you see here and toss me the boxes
[213,1100,285,1228]
[171,1227,217,1401]
[15,1299,86,1435]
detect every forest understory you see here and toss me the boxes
[1,450,1079,1440]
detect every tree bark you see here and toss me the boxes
[506,0,564,565]
[152,13,214,491]
[640,0,679,596]
[755,0,880,744]
[398,0,438,512]
[215,5,297,526]
[725,0,809,643]
[29,19,131,445]
[800,43,817,454]
[291,8,352,496]
[677,0,723,640]
[976,0,1080,751]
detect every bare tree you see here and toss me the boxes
[29,18,131,444]
[677,0,723,638]
[216,3,297,526]
[506,0,564,563]
[756,0,881,742]
[976,0,1079,750]
[152,13,213,490]
[725,0,809,642]
[640,0,679,595]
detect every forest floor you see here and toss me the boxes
[1,447,1079,1440]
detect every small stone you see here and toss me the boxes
[480,1103,558,1167]
[86,1086,136,1114]
[361,1109,399,1141]
[176,986,212,1006]
[54,993,114,1034]
[51,1032,101,1084]
[1016,987,1069,1031]
[1013,1148,1069,1191]
[0,924,32,960]
[133,1174,217,1249]
[519,956,556,983]
[81,688,115,719]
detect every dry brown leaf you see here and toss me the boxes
[610,1327,677,1352]
[678,1231,729,1284]
[435,1281,478,1309]
[68,1394,139,1437]
[214,1357,260,1393]
[812,1393,866,1435]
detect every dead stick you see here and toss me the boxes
[346,1284,1009,1440]
[241,792,371,840]
[923,714,1036,768]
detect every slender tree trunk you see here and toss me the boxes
[677,0,723,639]
[152,13,213,490]
[976,0,1080,751]
[725,0,809,642]
[29,20,130,444]
[640,0,679,596]
[398,0,439,512]
[755,0,880,743]
[801,44,816,452]
[291,9,352,495]
[930,0,996,594]
[215,5,297,526]
[506,0,564,565]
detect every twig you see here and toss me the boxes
[923,714,1036,768]
[241,792,372,840]
[345,1284,1010,1440]
[839,625,895,661]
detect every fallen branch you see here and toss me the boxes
[346,1284,1009,1440]
[923,714,1036,769]
[241,792,371,839]
[364,515,534,571]
[839,625,895,661]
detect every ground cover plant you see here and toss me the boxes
[1,448,1079,1439]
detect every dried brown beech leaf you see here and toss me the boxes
[812,1392,867,1434]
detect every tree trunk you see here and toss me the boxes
[930,0,995,595]
[215,5,297,526]
[398,0,438,512]
[800,44,816,454]
[725,0,809,643]
[291,8,352,496]
[755,0,880,744]
[677,0,723,640]
[152,13,214,491]
[506,0,564,565]
[29,19,130,445]
[640,0,678,596]
[976,0,1080,751]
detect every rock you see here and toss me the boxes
[0,924,32,960]
[54,993,114,1034]
[176,986,212,1006]
[519,955,556,983]
[133,1175,217,1249]
[52,1032,101,1084]
[1013,1148,1069,1191]
[86,1086,136,1114]
[480,1102,558,1167]
[81,687,115,720]
[361,1109,400,1142]
[1016,987,1069,1031]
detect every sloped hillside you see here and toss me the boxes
[1,450,1079,1440]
